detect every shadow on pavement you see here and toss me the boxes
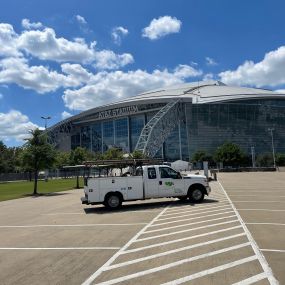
[84,198,220,214]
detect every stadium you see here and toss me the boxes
[47,81,285,161]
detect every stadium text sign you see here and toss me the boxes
[98,105,139,119]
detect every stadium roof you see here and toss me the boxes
[48,81,285,131]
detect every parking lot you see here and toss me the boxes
[0,172,284,284]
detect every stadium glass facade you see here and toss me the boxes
[68,98,285,161]
[50,82,285,161]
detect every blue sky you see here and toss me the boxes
[1,0,285,146]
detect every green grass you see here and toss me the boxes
[0,178,84,202]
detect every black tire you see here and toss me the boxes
[188,188,204,203]
[104,193,122,209]
[177,196,188,201]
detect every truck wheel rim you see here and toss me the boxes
[109,196,119,207]
[192,189,202,200]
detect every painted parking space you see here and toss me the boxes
[82,184,277,285]
[219,172,285,284]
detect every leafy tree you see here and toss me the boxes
[191,150,212,163]
[20,129,56,195]
[69,147,90,165]
[256,153,274,167]
[0,141,23,173]
[276,153,285,166]
[103,147,123,160]
[55,151,71,168]
[130,150,145,159]
[214,142,245,167]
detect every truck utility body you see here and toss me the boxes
[81,165,211,209]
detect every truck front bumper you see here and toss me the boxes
[206,186,211,195]
[81,196,89,205]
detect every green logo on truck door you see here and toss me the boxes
[165,182,174,186]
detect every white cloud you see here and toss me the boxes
[0,23,21,57]
[75,15,87,25]
[219,46,285,87]
[0,110,38,141]
[0,57,83,93]
[61,111,73,119]
[112,26,128,45]
[142,16,181,40]
[62,64,202,110]
[93,50,134,69]
[203,73,214,81]
[21,18,43,30]
[0,92,3,99]
[205,57,217,66]
[275,89,285,93]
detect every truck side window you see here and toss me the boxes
[148,167,157,179]
[159,167,179,179]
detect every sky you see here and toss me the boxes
[1,0,285,146]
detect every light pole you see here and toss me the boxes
[268,128,276,168]
[41,116,51,130]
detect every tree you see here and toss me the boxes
[130,150,145,159]
[214,142,245,167]
[191,150,212,163]
[55,151,71,168]
[69,147,90,165]
[103,147,124,160]
[21,129,56,195]
[256,153,274,167]
[276,153,285,166]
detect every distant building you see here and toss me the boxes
[47,81,285,161]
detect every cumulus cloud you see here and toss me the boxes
[142,16,181,40]
[75,15,87,25]
[275,89,285,94]
[205,57,217,66]
[21,18,43,30]
[61,111,73,119]
[0,110,38,141]
[0,23,21,57]
[0,57,84,93]
[219,46,285,87]
[111,26,128,45]
[93,50,134,69]
[0,22,134,70]
[62,64,202,110]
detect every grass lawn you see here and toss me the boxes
[0,178,84,202]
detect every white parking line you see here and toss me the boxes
[232,201,285,203]
[231,272,267,285]
[150,209,234,227]
[261,249,285,253]
[81,205,170,285]
[0,247,120,250]
[105,233,246,270]
[157,205,231,221]
[218,181,278,285]
[135,219,239,242]
[161,256,258,285]
[122,225,243,254]
[0,223,148,228]
[161,204,231,217]
[246,223,285,226]
[166,201,228,212]
[144,215,237,234]
[237,209,285,212]
[229,195,285,198]
[95,243,251,285]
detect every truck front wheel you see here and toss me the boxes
[188,188,204,203]
[104,194,122,209]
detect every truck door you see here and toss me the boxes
[158,166,177,197]
[144,167,159,198]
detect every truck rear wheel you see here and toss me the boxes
[188,188,204,203]
[104,194,122,209]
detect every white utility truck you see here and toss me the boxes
[81,165,211,209]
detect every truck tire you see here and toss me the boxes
[188,187,204,203]
[104,193,122,209]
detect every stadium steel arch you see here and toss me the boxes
[135,99,183,157]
